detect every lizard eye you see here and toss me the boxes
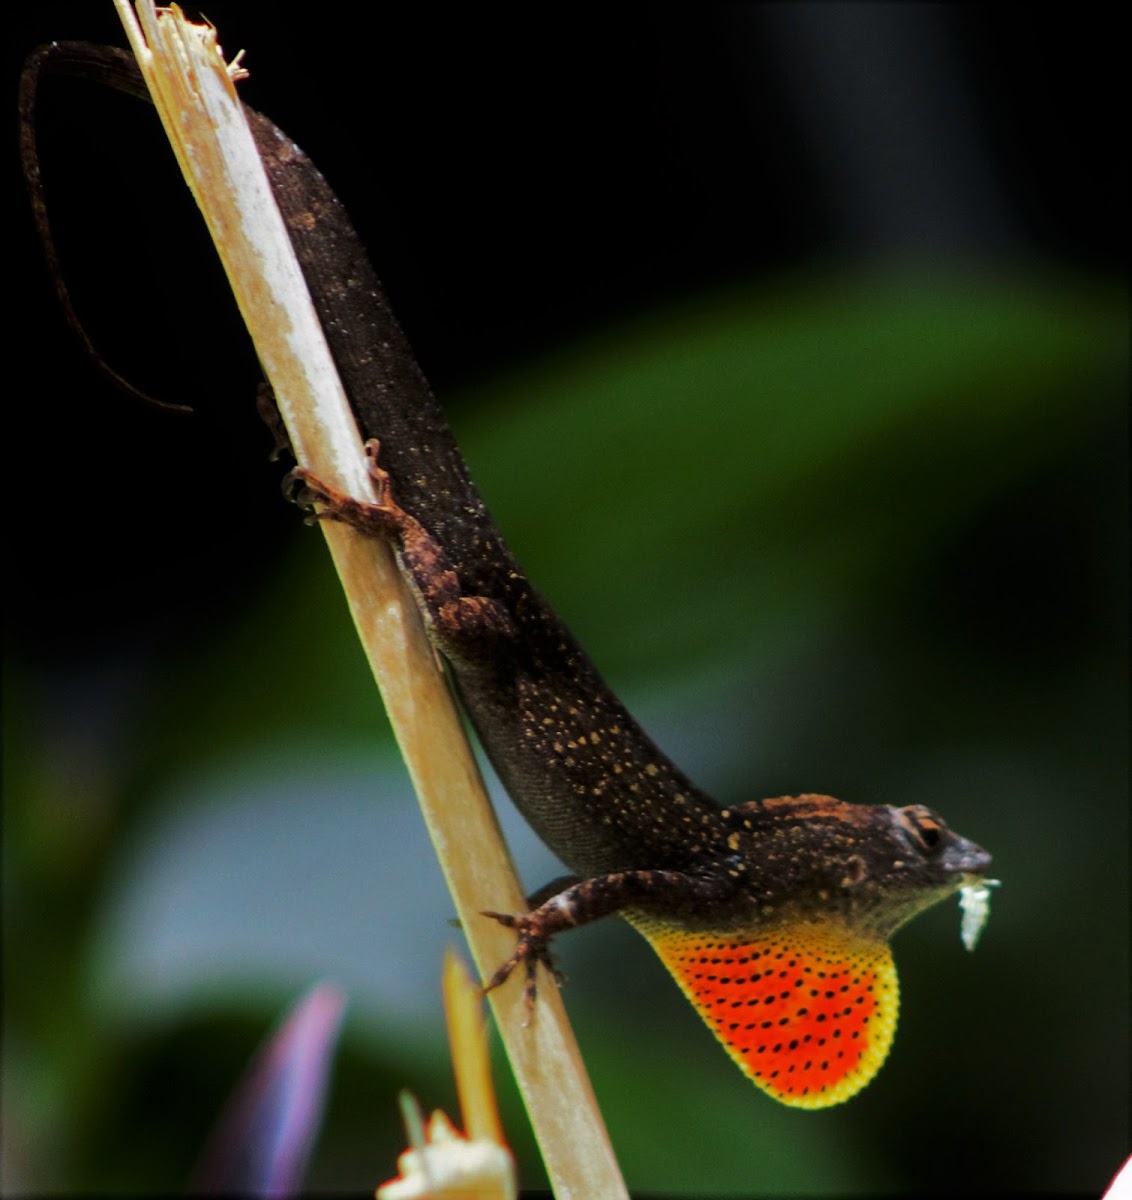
[898,805,946,854]
[917,820,942,849]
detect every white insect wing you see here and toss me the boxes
[959,879,1001,952]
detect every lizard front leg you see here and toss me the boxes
[483,865,740,1009]
[288,439,512,650]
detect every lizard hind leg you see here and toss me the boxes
[286,440,515,653]
[284,437,408,540]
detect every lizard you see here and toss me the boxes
[253,102,994,1111]
[20,41,993,1109]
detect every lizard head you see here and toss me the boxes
[720,794,992,939]
[869,800,993,930]
[632,796,993,1108]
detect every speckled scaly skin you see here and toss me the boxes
[255,104,994,1106]
[23,41,993,1107]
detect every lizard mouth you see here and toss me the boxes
[941,835,992,880]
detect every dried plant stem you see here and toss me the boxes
[112,5,627,1197]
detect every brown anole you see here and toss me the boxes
[22,43,993,1110]
[253,101,994,1111]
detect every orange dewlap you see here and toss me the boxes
[629,916,899,1109]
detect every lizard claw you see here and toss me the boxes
[282,456,402,537]
[283,466,349,527]
[282,466,325,517]
[481,911,566,1020]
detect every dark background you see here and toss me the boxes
[6,5,1127,1196]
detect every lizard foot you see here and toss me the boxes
[285,439,514,651]
[284,438,408,538]
[481,910,567,1019]
[255,381,291,462]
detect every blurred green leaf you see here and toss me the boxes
[458,270,1124,673]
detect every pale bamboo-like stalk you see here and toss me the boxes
[111,5,627,1197]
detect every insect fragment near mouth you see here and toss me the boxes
[959,879,1001,951]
